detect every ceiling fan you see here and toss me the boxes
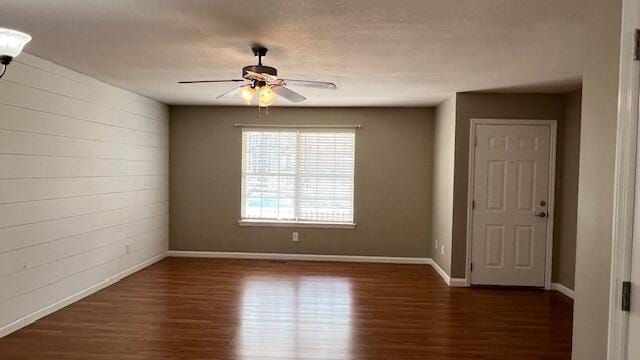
[178,45,337,107]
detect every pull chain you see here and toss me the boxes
[256,106,270,119]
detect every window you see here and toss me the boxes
[240,128,355,227]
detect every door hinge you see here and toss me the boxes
[470,262,473,272]
[622,281,631,312]
[635,29,640,60]
[472,200,476,210]
[474,137,478,147]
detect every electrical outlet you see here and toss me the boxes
[441,245,445,255]
[125,244,131,254]
[292,232,299,242]
[435,240,438,249]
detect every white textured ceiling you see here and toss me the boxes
[0,0,584,106]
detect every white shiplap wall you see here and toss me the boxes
[0,54,169,337]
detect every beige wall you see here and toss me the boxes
[450,92,578,288]
[572,0,623,358]
[0,54,169,336]
[430,96,457,274]
[552,90,582,290]
[170,107,434,257]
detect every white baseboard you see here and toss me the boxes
[167,250,431,264]
[170,252,570,297]
[168,251,472,287]
[448,278,468,287]
[426,258,450,284]
[551,282,575,299]
[0,253,167,339]
[425,259,469,287]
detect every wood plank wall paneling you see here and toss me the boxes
[0,53,169,333]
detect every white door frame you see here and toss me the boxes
[608,0,640,358]
[465,118,558,289]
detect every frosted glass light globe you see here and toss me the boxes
[239,86,255,105]
[259,86,277,107]
[0,28,31,59]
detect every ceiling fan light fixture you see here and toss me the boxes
[178,46,336,106]
[239,86,255,105]
[258,86,277,107]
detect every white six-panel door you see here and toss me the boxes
[470,122,554,287]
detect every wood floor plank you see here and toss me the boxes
[0,257,573,359]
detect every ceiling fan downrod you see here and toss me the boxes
[252,45,268,66]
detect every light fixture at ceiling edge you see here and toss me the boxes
[0,28,32,79]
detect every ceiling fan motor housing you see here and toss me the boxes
[242,65,277,79]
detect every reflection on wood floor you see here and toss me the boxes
[0,257,573,359]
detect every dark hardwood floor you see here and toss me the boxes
[0,257,573,360]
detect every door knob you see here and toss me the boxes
[535,211,547,218]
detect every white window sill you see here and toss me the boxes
[238,220,357,229]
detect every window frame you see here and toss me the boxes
[239,127,356,229]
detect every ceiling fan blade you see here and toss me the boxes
[272,86,306,103]
[178,79,245,84]
[216,85,247,99]
[282,79,337,90]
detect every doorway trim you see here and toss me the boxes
[607,1,640,358]
[465,118,558,289]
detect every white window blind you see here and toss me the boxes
[241,128,355,224]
